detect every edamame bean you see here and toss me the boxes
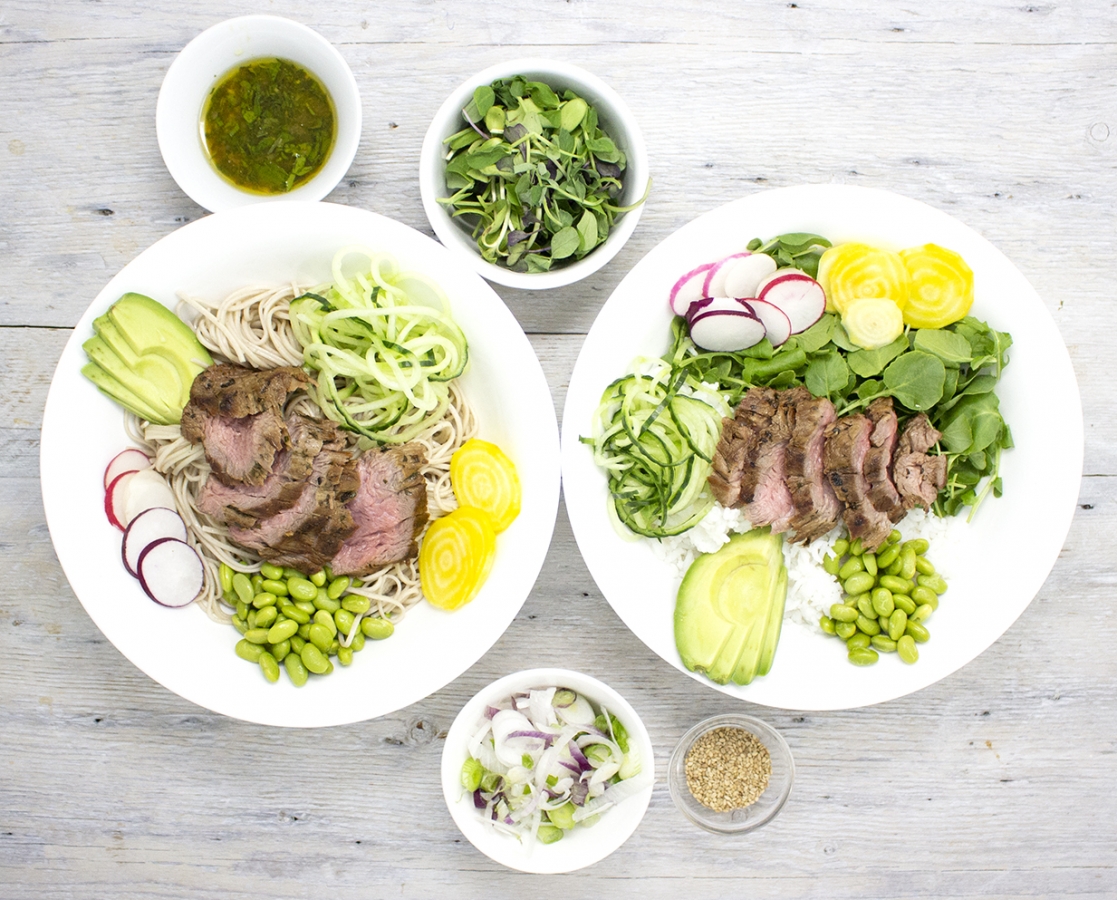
[871,635,897,653]
[313,590,341,613]
[915,556,936,576]
[905,620,931,643]
[892,594,916,615]
[855,614,881,636]
[846,633,871,651]
[844,572,876,596]
[342,596,371,615]
[849,538,863,557]
[251,574,264,592]
[888,609,908,642]
[327,576,352,600]
[911,586,939,610]
[918,573,948,594]
[310,569,327,587]
[293,599,316,615]
[832,538,850,557]
[876,543,901,569]
[838,557,865,581]
[334,609,356,636]
[361,617,394,640]
[255,605,278,629]
[232,573,254,605]
[246,609,258,629]
[279,604,310,624]
[912,604,934,623]
[232,617,248,635]
[899,548,918,580]
[887,529,902,544]
[885,557,903,577]
[289,635,306,654]
[328,639,340,656]
[904,538,930,556]
[337,646,354,667]
[235,639,265,662]
[297,623,312,640]
[270,639,290,663]
[260,563,286,581]
[308,624,333,653]
[260,579,289,597]
[835,621,857,640]
[857,595,877,619]
[822,554,841,576]
[244,628,270,645]
[284,652,309,686]
[252,591,277,609]
[235,600,249,620]
[350,631,366,652]
[313,609,337,636]
[258,651,280,683]
[219,563,235,595]
[267,619,299,644]
[848,647,879,666]
[863,552,878,577]
[300,644,330,675]
[287,577,318,602]
[871,588,895,617]
[879,575,914,595]
[820,615,836,635]
[878,615,890,632]
[897,635,919,663]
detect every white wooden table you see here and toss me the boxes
[2,2,1115,896]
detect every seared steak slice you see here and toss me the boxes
[708,387,780,508]
[785,392,841,543]
[228,441,360,571]
[893,414,947,511]
[743,388,801,532]
[331,443,430,575]
[181,364,309,486]
[197,415,334,527]
[824,414,893,551]
[863,397,904,523]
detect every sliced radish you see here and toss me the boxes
[136,537,203,608]
[722,253,778,300]
[103,449,151,490]
[123,507,188,577]
[122,468,177,528]
[669,262,717,316]
[702,252,751,298]
[685,296,752,326]
[757,271,827,334]
[741,299,792,347]
[688,308,766,352]
[105,470,137,531]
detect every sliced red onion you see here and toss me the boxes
[473,789,486,809]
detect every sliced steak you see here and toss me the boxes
[331,443,430,575]
[863,397,905,523]
[893,414,947,511]
[181,364,309,486]
[742,388,801,532]
[785,392,841,543]
[708,387,781,509]
[823,414,893,551]
[197,414,333,527]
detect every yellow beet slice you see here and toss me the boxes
[817,242,910,314]
[450,439,521,533]
[842,297,905,349]
[419,506,497,610]
[899,243,974,329]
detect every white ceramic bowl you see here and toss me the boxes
[440,668,654,873]
[420,59,650,290]
[156,15,361,212]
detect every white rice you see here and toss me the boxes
[651,506,958,633]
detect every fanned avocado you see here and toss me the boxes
[82,293,213,424]
[674,529,788,686]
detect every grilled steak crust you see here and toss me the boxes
[743,388,801,532]
[331,444,430,575]
[708,387,781,509]
[823,414,893,551]
[181,364,309,421]
[863,396,905,523]
[893,413,947,511]
[785,392,841,543]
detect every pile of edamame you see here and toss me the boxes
[220,562,395,685]
[818,529,948,666]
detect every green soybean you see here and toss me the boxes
[879,575,914,595]
[310,569,327,587]
[284,652,309,686]
[327,576,352,600]
[844,572,876,596]
[258,651,280,683]
[887,529,902,544]
[254,605,278,629]
[232,573,255,605]
[846,632,871,651]
[897,635,919,664]
[915,556,936,576]
[871,635,897,652]
[838,557,864,580]
[280,604,310,624]
[260,563,286,581]
[350,631,366,652]
[892,594,916,615]
[830,604,859,623]
[911,586,939,609]
[899,548,917,580]
[855,614,881,636]
[912,604,934,623]
[297,623,312,640]
[300,643,330,674]
[293,599,316,615]
[918,573,949,594]
[289,634,306,654]
[342,596,371,615]
[822,554,841,576]
[232,616,248,635]
[337,646,354,667]
[313,609,337,635]
[260,578,289,597]
[835,621,857,640]
[904,538,930,556]
[906,620,931,643]
[876,543,901,569]
[849,538,863,557]
[832,538,850,557]
[246,609,258,629]
[252,591,277,609]
[236,600,249,620]
[888,609,908,642]
[848,647,879,666]
[313,591,341,613]
[819,615,836,635]
[244,628,271,645]
[886,557,903,577]
[267,619,299,644]
[361,617,394,640]
[235,639,265,662]
[288,577,318,602]
[863,552,878,577]
[219,563,235,594]
[857,595,876,619]
[270,639,290,662]
[335,609,356,635]
[308,623,333,653]
[871,588,894,617]
[251,573,264,592]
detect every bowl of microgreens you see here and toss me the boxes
[420,59,650,290]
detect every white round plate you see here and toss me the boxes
[440,668,654,873]
[561,184,1083,711]
[41,202,561,727]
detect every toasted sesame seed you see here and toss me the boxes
[684,726,771,812]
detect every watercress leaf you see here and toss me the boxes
[576,209,598,254]
[958,373,998,396]
[939,392,1003,455]
[846,335,909,378]
[856,378,886,400]
[883,350,945,411]
[796,314,838,353]
[551,225,580,260]
[830,320,861,353]
[805,349,850,398]
[913,329,973,366]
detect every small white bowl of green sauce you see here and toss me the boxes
[156,15,361,212]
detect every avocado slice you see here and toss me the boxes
[82,361,174,425]
[674,530,787,686]
[83,335,180,423]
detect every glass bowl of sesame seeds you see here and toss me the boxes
[667,713,794,835]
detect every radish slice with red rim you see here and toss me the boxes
[668,262,717,316]
[103,448,151,490]
[122,507,187,577]
[688,308,766,352]
[137,537,203,608]
[741,299,793,347]
[702,252,751,298]
[722,253,777,300]
[757,271,827,334]
[105,470,137,531]
[684,296,752,326]
[122,468,177,528]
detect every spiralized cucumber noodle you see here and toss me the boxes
[125,247,477,630]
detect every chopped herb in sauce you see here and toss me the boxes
[201,57,336,195]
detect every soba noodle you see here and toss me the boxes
[126,281,477,633]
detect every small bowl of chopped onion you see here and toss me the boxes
[667,713,794,835]
[440,667,654,873]
[419,59,650,290]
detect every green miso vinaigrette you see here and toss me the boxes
[201,57,336,195]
